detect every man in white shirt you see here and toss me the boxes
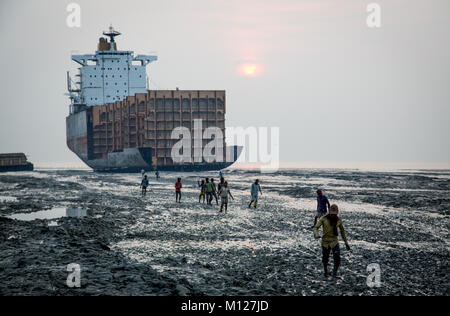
[248,179,262,208]
[219,182,234,213]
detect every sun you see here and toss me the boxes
[244,65,257,75]
[238,62,262,77]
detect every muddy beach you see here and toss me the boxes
[0,169,449,296]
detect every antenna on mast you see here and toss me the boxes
[103,25,121,50]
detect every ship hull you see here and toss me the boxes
[68,142,239,173]
[66,106,242,172]
[0,163,34,172]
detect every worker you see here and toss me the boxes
[175,178,182,202]
[313,204,350,278]
[248,179,262,208]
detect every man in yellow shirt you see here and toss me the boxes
[314,204,350,277]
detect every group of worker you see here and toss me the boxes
[140,170,262,213]
[196,177,233,213]
[140,170,350,278]
[179,177,262,215]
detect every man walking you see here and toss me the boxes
[198,179,206,203]
[219,181,234,213]
[248,179,262,208]
[205,178,214,205]
[314,204,350,278]
[140,175,149,197]
[314,189,330,227]
[175,178,182,203]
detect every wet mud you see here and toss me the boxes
[0,169,448,295]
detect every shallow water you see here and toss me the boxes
[6,207,98,222]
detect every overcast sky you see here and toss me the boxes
[0,0,449,167]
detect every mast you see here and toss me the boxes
[103,25,121,50]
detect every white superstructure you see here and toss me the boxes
[68,26,157,107]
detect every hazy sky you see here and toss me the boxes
[0,0,449,166]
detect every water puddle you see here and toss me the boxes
[0,196,18,203]
[7,207,101,222]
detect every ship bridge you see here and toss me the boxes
[68,26,157,107]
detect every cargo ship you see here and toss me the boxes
[66,26,241,172]
[0,153,34,172]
